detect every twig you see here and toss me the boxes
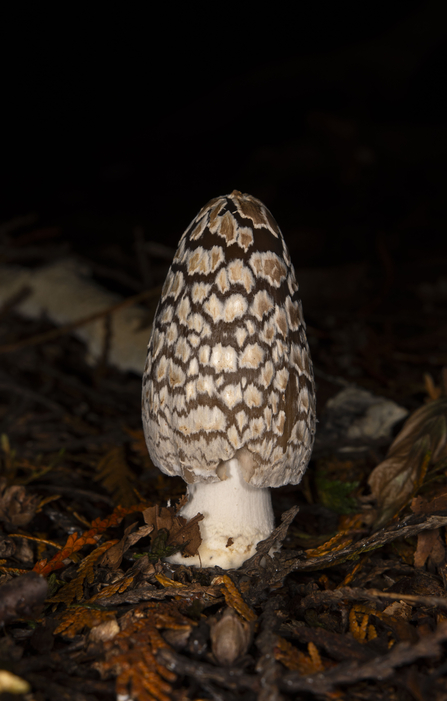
[255,596,284,701]
[241,505,299,576]
[278,512,447,578]
[0,286,162,354]
[297,586,447,612]
[157,648,258,693]
[281,622,447,694]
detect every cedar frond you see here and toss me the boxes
[49,540,118,606]
[33,503,149,576]
[305,532,354,558]
[89,573,136,602]
[54,606,117,638]
[275,636,324,674]
[98,602,194,701]
[212,574,257,622]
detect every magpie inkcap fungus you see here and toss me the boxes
[142,191,316,569]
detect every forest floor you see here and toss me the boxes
[1,209,447,701]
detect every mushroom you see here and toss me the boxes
[142,190,316,569]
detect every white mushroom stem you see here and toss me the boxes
[167,457,274,569]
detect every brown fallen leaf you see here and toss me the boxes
[143,504,203,559]
[100,522,154,570]
[383,601,412,620]
[367,398,447,529]
[368,436,430,530]
[413,529,445,569]
[387,399,447,463]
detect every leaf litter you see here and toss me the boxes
[1,259,447,700]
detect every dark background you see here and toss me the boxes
[1,1,446,314]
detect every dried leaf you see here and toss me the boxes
[349,602,417,644]
[377,612,418,643]
[414,529,445,568]
[143,504,203,559]
[35,494,61,512]
[338,553,370,587]
[368,399,447,529]
[338,512,364,531]
[368,436,431,529]
[367,624,378,640]
[383,601,412,620]
[100,523,153,570]
[275,636,310,673]
[387,399,447,462]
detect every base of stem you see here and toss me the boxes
[167,457,274,569]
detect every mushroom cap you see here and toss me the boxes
[142,191,316,488]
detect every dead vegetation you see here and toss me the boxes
[0,257,447,701]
